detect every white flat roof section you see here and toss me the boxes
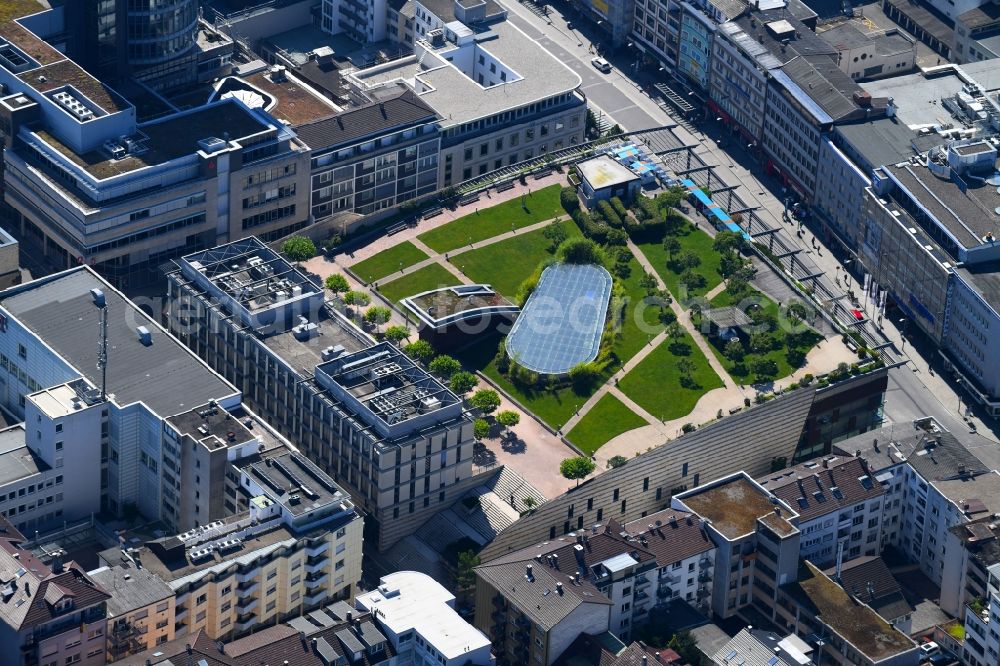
[355,571,491,661]
[578,155,641,190]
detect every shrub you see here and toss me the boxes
[569,362,600,392]
[597,200,623,228]
[610,196,629,220]
[607,455,628,469]
[560,186,580,215]
[343,290,371,307]
[557,238,604,265]
[606,228,629,247]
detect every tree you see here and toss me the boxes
[677,358,697,388]
[559,187,580,215]
[657,186,686,210]
[403,339,436,364]
[282,236,316,262]
[749,332,772,354]
[676,249,701,270]
[639,271,659,295]
[569,362,599,392]
[678,269,706,290]
[724,338,745,362]
[749,357,778,378]
[473,418,490,441]
[662,236,681,260]
[712,230,744,255]
[384,325,410,346]
[324,273,350,297]
[364,306,392,333]
[607,455,628,469]
[470,389,502,414]
[455,549,480,589]
[522,496,538,511]
[429,354,462,379]
[496,410,520,434]
[450,371,478,395]
[668,632,703,666]
[557,237,604,265]
[343,290,371,307]
[543,220,568,252]
[560,456,596,486]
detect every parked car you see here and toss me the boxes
[591,57,611,73]
[919,641,939,660]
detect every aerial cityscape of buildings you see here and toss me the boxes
[0,0,999,665]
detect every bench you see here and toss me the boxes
[495,180,515,193]
[386,222,408,236]
[458,193,481,206]
[532,168,552,180]
[422,207,444,220]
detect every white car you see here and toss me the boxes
[591,57,611,73]
[919,642,939,658]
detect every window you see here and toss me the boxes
[55,441,63,451]
[17,344,26,360]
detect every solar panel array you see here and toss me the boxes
[505,263,613,375]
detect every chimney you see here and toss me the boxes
[556,582,564,595]
[642,656,648,666]
[552,554,559,569]
[526,564,534,580]
[347,611,352,622]
[774,506,781,517]
[186,644,192,655]
[655,653,661,663]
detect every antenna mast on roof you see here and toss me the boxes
[91,288,108,400]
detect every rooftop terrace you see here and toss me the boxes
[676,474,793,540]
[402,284,517,330]
[29,99,273,179]
[790,562,916,661]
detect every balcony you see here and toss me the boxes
[305,556,329,574]
[235,613,257,632]
[174,607,188,621]
[306,589,327,606]
[305,541,330,557]
[306,572,329,588]
[237,580,259,596]
[635,574,651,586]
[237,597,258,613]
[698,572,711,583]
[699,557,713,569]
[657,584,672,598]
[492,595,507,610]
[696,586,710,598]
[635,590,650,602]
[236,567,260,583]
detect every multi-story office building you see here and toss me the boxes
[481,370,888,562]
[356,571,494,666]
[673,473,802,620]
[622,509,717,615]
[97,446,363,641]
[709,5,881,201]
[348,17,586,188]
[0,516,111,666]
[89,563,176,661]
[758,455,885,566]
[166,237,477,551]
[298,84,441,219]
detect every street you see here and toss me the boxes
[502,0,998,443]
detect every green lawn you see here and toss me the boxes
[703,288,823,383]
[351,241,429,283]
[617,333,723,421]
[635,226,725,304]
[613,257,668,363]
[418,184,565,253]
[377,263,461,304]
[566,394,648,454]
[458,218,581,298]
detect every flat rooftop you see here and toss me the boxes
[242,449,351,517]
[166,402,262,452]
[790,562,916,661]
[677,474,792,540]
[181,237,324,322]
[0,425,41,486]
[818,20,914,57]
[214,71,341,127]
[833,117,938,171]
[860,68,968,128]
[355,571,490,660]
[403,284,517,329]
[30,99,272,179]
[886,161,1000,249]
[262,23,361,67]
[578,155,640,189]
[0,267,236,417]
[315,342,461,437]
[956,261,1000,315]
[89,563,173,617]
[354,19,581,128]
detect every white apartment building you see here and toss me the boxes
[758,455,885,566]
[356,571,494,666]
[836,418,1000,588]
[622,509,717,615]
[963,562,1000,666]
